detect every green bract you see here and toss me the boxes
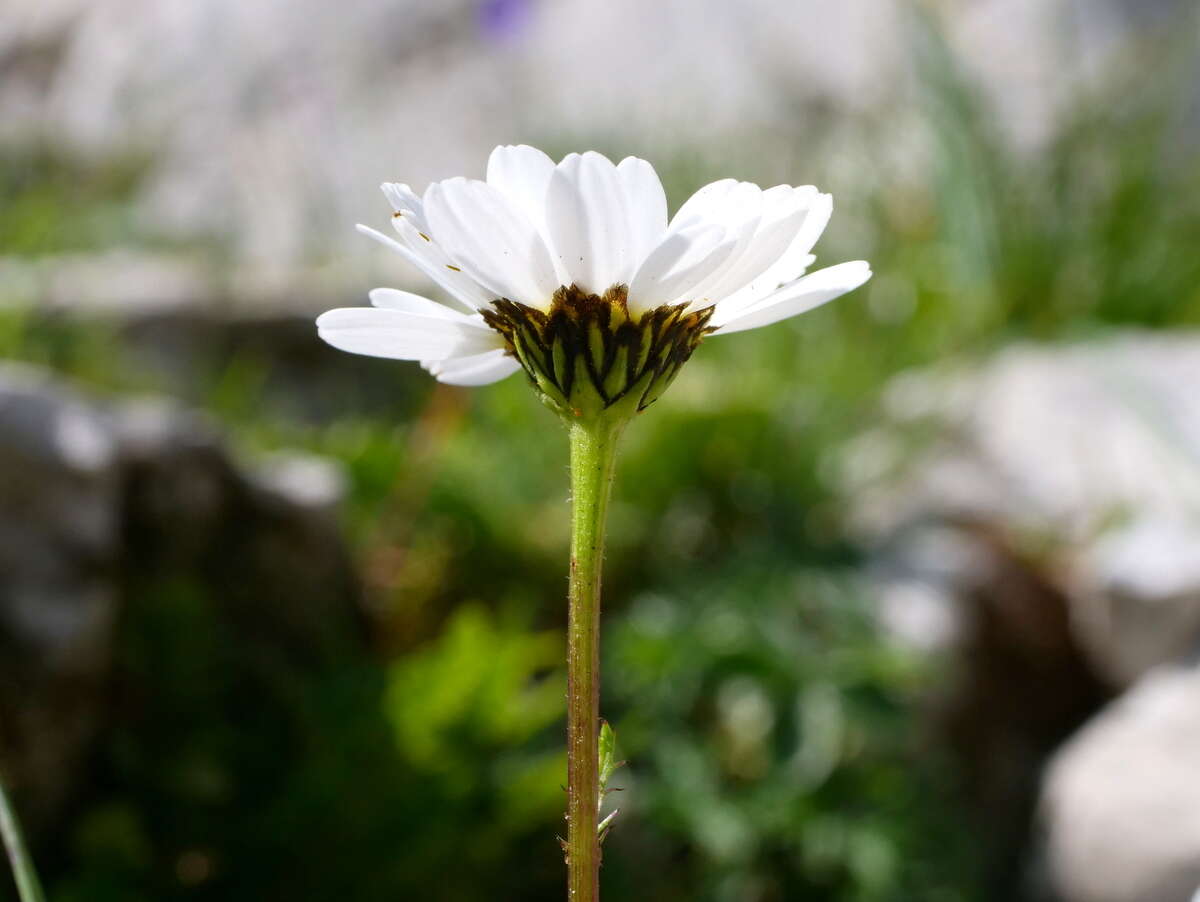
[481,284,714,422]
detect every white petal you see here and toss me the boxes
[486,145,556,233]
[424,177,559,304]
[422,349,521,386]
[670,179,760,230]
[663,180,763,300]
[791,192,833,259]
[357,223,490,312]
[368,288,491,327]
[698,185,810,301]
[627,224,737,315]
[316,307,503,360]
[703,191,831,320]
[713,247,819,322]
[545,151,635,293]
[766,251,817,288]
[713,261,871,334]
[616,156,668,268]
[382,182,428,230]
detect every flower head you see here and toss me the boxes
[318,145,871,417]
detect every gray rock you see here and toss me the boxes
[1041,666,1200,902]
[0,364,121,828]
[0,365,365,830]
[1071,517,1200,686]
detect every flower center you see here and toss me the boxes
[481,284,715,418]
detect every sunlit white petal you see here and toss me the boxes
[713,261,872,334]
[425,177,559,304]
[486,144,556,233]
[368,288,491,326]
[616,156,668,266]
[422,348,521,386]
[705,191,830,321]
[545,151,635,293]
[790,191,833,259]
[382,182,428,230]
[670,179,753,230]
[317,307,503,360]
[356,223,489,312]
[693,185,808,300]
[627,224,737,315]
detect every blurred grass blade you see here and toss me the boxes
[0,776,46,902]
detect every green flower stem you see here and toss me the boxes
[0,774,46,902]
[565,414,624,902]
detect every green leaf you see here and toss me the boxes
[597,720,625,844]
[597,808,620,843]
[598,720,617,792]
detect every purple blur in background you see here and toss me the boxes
[478,0,535,42]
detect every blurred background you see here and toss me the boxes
[2,0,1199,900]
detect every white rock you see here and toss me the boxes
[252,452,346,513]
[848,333,1200,684]
[1042,667,1200,902]
[1071,517,1200,685]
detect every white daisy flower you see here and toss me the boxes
[317,145,871,414]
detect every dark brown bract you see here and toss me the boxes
[480,284,715,418]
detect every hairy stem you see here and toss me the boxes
[565,416,623,902]
[0,774,46,902]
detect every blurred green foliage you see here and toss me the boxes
[0,146,148,256]
[385,604,565,831]
[601,566,974,902]
[3,10,1200,902]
